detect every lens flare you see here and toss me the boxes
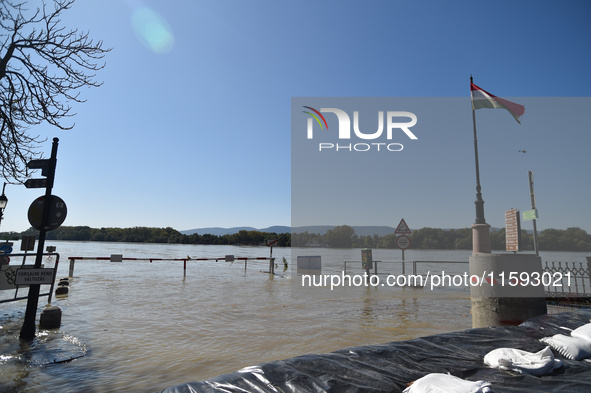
[131,7,174,54]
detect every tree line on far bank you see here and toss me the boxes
[1,225,590,251]
[0,226,291,247]
[292,225,591,252]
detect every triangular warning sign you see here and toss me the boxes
[394,218,411,234]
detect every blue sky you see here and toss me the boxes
[1,0,590,233]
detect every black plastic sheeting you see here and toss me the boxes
[160,310,591,393]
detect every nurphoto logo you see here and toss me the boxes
[302,106,418,152]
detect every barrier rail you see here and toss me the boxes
[67,255,277,277]
[341,257,591,296]
[543,258,591,297]
[0,253,60,304]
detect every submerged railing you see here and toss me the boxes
[67,255,276,277]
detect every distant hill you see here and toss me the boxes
[180,225,505,237]
[181,226,290,236]
[182,225,397,237]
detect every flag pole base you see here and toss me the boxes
[471,223,491,254]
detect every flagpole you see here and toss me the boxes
[470,75,491,253]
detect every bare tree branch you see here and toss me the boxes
[0,0,110,182]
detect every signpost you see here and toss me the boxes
[505,209,521,252]
[395,218,412,261]
[20,138,65,340]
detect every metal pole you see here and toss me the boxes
[47,254,60,303]
[528,171,539,256]
[69,258,75,277]
[471,77,486,225]
[20,138,59,340]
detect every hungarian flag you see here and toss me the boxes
[470,82,525,124]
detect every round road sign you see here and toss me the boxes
[27,195,68,231]
[0,244,13,255]
[396,235,411,250]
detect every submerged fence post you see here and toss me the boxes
[69,258,75,277]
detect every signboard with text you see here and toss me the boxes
[15,268,55,286]
[505,209,521,252]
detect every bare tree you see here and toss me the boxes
[0,0,110,182]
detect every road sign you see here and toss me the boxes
[396,235,411,250]
[522,209,538,221]
[21,236,36,251]
[15,268,55,285]
[395,218,412,234]
[266,239,278,247]
[0,243,13,255]
[361,248,372,270]
[27,195,67,231]
[24,178,48,189]
[505,209,521,252]
[27,159,51,176]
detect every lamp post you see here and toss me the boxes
[470,78,491,254]
[0,183,7,228]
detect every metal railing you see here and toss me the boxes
[543,257,591,297]
[340,257,591,296]
[67,255,277,277]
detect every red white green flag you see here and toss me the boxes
[470,82,525,124]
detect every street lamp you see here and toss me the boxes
[0,183,7,227]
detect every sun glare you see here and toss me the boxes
[131,7,174,54]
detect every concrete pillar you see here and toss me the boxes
[39,306,62,329]
[470,253,547,328]
[471,223,491,254]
